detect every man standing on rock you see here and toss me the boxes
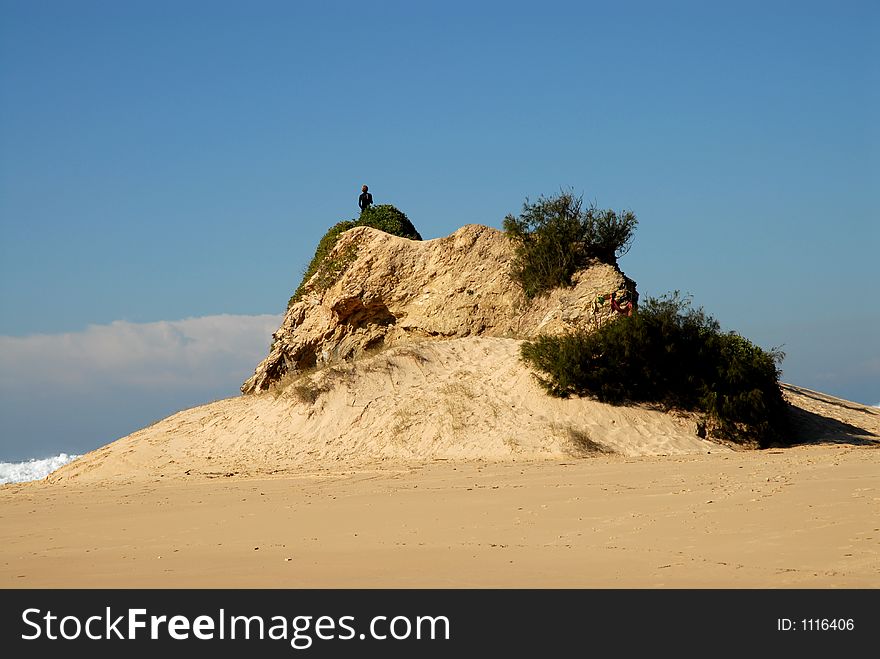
[359,185,373,212]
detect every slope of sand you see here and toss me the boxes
[49,338,720,484]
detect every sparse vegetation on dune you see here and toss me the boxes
[289,204,422,308]
[273,343,432,406]
[503,190,638,299]
[521,292,790,447]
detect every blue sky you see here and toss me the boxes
[1,0,877,460]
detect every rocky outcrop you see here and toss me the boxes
[242,224,636,393]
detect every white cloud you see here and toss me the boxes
[0,314,281,391]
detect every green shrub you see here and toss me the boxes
[591,207,638,264]
[503,190,638,298]
[357,204,422,241]
[520,292,789,446]
[503,191,588,299]
[288,204,422,308]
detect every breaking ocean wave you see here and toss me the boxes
[0,453,80,484]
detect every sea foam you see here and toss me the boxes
[0,453,80,484]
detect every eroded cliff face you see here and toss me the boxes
[242,224,636,393]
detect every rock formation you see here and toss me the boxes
[242,224,636,393]
[44,223,880,485]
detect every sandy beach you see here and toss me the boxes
[2,442,877,588]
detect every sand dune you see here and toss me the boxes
[5,337,879,587]
[48,338,722,484]
[48,337,880,486]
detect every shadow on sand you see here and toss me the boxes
[785,403,880,447]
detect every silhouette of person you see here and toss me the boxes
[358,185,373,211]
